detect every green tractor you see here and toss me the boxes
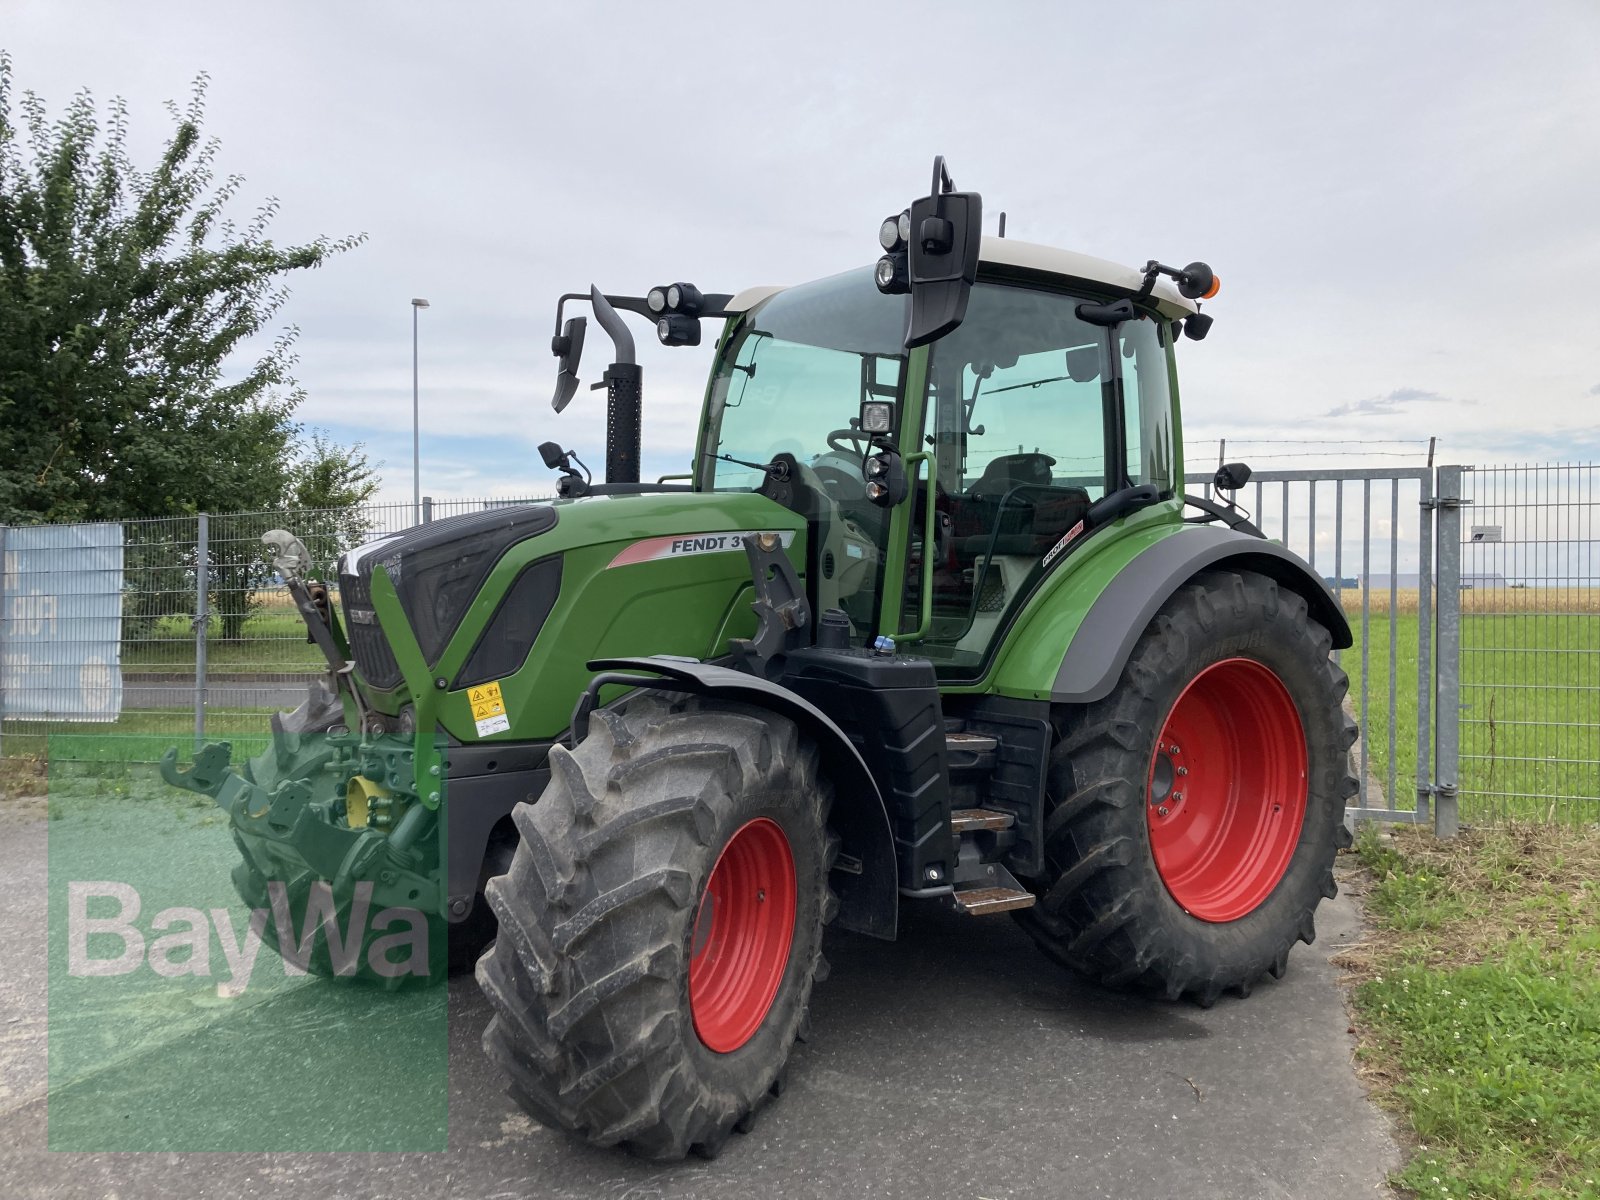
[165,158,1356,1159]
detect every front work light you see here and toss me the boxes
[875,252,909,294]
[657,314,702,346]
[860,401,894,434]
[647,286,668,314]
[666,282,703,315]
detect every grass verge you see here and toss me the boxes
[1340,824,1600,1198]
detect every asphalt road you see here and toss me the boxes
[0,803,1399,1199]
[124,680,307,713]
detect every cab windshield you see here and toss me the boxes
[700,268,907,492]
[699,268,908,636]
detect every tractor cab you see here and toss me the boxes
[694,242,1202,676]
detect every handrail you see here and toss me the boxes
[897,451,938,643]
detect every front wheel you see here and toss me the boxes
[476,693,836,1159]
[1018,569,1358,1006]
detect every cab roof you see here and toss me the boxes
[727,236,1199,320]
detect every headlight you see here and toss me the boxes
[879,215,902,251]
[647,287,667,313]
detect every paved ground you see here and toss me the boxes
[0,804,1399,1199]
[123,680,306,712]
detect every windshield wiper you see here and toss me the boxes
[703,451,782,476]
[987,374,1071,396]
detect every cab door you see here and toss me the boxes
[890,279,1176,676]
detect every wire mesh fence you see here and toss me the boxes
[0,495,550,767]
[1455,464,1599,824]
[4,467,1599,828]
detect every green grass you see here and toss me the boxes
[122,609,323,673]
[0,709,278,792]
[1345,825,1600,1198]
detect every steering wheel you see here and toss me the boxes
[826,427,874,456]
[812,463,867,502]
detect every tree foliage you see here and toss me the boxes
[0,53,367,525]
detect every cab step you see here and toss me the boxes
[950,886,1037,915]
[950,807,1015,833]
[945,730,999,753]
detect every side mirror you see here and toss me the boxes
[1214,461,1252,492]
[905,192,983,348]
[551,316,587,413]
[880,156,980,350]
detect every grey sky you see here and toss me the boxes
[6,0,1599,501]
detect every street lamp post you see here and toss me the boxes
[411,298,430,525]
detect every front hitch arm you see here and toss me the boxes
[159,741,235,797]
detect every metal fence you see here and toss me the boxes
[4,468,1598,830]
[0,495,549,762]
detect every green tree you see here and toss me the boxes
[286,431,382,574]
[205,433,382,640]
[0,54,367,525]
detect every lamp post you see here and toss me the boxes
[411,298,430,524]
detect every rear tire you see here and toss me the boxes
[1018,569,1358,1006]
[476,692,836,1159]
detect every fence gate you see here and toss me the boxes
[1444,463,1600,831]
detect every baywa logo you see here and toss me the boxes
[67,880,432,988]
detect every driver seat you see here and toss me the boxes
[968,452,1056,498]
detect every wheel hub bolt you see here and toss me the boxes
[1176,766,1188,776]
[1157,805,1170,817]
[1172,791,1183,802]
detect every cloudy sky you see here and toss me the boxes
[6,1,1599,504]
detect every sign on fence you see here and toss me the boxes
[1,524,125,721]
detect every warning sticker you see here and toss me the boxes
[467,681,510,736]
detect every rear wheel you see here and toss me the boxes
[1018,569,1358,1006]
[476,692,835,1159]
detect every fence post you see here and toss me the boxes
[1415,469,1434,825]
[422,495,434,524]
[1434,467,1463,838]
[194,513,209,750]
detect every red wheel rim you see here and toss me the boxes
[689,817,797,1053]
[1146,658,1308,922]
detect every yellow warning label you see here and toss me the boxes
[467,681,506,722]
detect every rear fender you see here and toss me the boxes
[584,656,898,940]
[1052,526,1352,704]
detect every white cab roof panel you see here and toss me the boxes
[725,240,1199,319]
[978,236,1197,317]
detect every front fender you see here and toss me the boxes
[1050,525,1352,704]
[586,656,898,941]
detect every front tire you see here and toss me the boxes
[1018,569,1358,1006]
[476,692,836,1159]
